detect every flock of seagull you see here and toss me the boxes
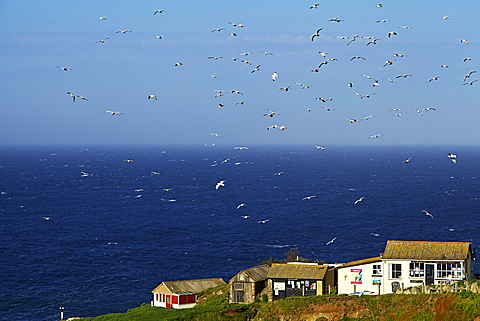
[52,3,476,246]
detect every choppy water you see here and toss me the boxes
[1,145,479,320]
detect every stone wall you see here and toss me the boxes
[396,280,480,294]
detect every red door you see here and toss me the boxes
[166,295,172,308]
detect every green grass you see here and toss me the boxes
[82,289,480,321]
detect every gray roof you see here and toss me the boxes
[152,278,225,294]
[229,264,270,283]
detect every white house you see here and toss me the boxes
[380,240,474,294]
[338,240,475,295]
[337,256,383,295]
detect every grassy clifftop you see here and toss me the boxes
[80,285,480,321]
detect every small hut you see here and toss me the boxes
[229,264,270,303]
[151,278,225,309]
[267,262,332,301]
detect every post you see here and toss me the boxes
[59,307,65,321]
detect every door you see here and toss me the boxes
[166,295,172,308]
[425,264,435,285]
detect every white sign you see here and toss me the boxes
[274,282,285,291]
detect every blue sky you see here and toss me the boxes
[1,0,479,146]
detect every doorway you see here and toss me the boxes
[425,264,435,285]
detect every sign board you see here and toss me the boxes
[273,282,285,291]
[351,269,363,284]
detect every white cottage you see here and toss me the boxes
[337,256,383,295]
[380,240,475,294]
[337,240,475,295]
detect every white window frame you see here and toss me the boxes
[389,263,402,279]
[372,264,382,276]
[436,262,463,279]
[409,262,425,278]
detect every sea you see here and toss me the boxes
[0,145,479,321]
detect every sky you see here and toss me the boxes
[1,0,479,146]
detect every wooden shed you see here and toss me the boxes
[151,278,225,309]
[229,264,270,303]
[267,262,332,301]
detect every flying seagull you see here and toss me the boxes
[328,16,344,23]
[447,153,457,164]
[210,133,223,138]
[236,203,246,209]
[104,110,123,116]
[325,237,337,246]
[215,180,225,190]
[422,210,434,219]
[311,28,323,41]
[354,197,364,205]
[66,92,76,102]
[251,65,261,73]
[153,10,166,14]
[147,94,158,100]
[263,109,280,117]
[57,66,72,71]
[464,70,477,81]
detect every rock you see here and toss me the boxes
[470,282,480,293]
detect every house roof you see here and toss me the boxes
[229,264,270,283]
[152,278,226,295]
[267,263,328,280]
[382,240,472,261]
[339,256,382,269]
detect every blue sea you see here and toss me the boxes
[1,145,479,321]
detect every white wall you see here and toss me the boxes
[337,262,382,295]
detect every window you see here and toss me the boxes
[390,264,402,279]
[234,282,244,290]
[437,262,463,279]
[409,262,425,278]
[373,264,382,276]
